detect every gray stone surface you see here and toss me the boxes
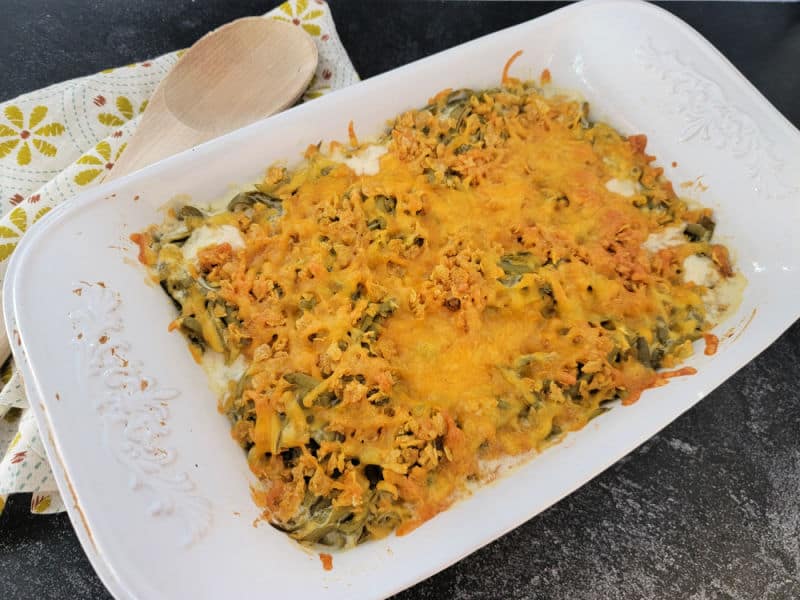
[1,2,799,599]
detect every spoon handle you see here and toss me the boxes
[104,87,198,182]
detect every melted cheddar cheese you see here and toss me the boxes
[136,79,743,548]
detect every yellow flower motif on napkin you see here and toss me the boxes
[273,0,324,36]
[0,105,65,166]
[0,205,51,260]
[31,494,52,513]
[96,95,148,128]
[74,140,128,186]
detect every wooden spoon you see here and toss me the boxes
[106,17,318,181]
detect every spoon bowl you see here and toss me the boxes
[107,17,318,181]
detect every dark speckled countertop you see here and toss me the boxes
[1,2,799,598]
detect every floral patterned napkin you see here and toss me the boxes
[0,0,358,516]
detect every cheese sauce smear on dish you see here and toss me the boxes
[134,77,744,548]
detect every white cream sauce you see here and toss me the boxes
[683,255,719,287]
[703,274,747,323]
[643,224,687,253]
[200,351,248,398]
[332,144,387,176]
[182,225,245,262]
[605,178,641,197]
[681,254,746,324]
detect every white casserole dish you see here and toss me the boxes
[5,1,800,597]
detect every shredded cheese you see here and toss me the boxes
[136,78,743,549]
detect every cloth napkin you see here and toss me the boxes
[0,0,359,516]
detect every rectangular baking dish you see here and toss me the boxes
[5,1,799,597]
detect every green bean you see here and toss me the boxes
[197,278,218,293]
[650,347,665,369]
[159,280,182,311]
[684,223,710,242]
[636,337,651,368]
[358,299,397,331]
[545,424,563,442]
[564,382,581,401]
[421,88,473,116]
[228,190,283,213]
[374,195,396,214]
[275,491,362,546]
[445,89,473,108]
[233,374,252,406]
[607,347,621,364]
[163,271,194,300]
[367,217,386,231]
[537,284,557,318]
[366,510,402,538]
[499,252,535,273]
[514,354,535,373]
[378,299,397,317]
[177,205,204,220]
[298,294,317,312]
[699,215,716,237]
[498,252,536,287]
[283,372,339,408]
[579,101,591,129]
[227,192,255,212]
[205,306,228,353]
[317,392,339,409]
[455,105,473,132]
[686,306,705,331]
[655,322,670,345]
[587,406,611,422]
[312,429,345,444]
[284,372,321,399]
[158,223,191,244]
[180,316,203,336]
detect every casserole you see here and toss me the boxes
[134,80,744,549]
[5,1,799,597]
